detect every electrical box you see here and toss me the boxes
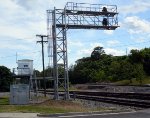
[17,59,33,75]
[10,84,29,105]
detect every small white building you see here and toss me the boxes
[10,59,34,105]
[17,59,33,75]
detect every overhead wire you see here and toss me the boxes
[0,51,41,59]
[107,40,150,48]
[1,36,36,42]
[33,51,43,70]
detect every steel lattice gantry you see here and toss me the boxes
[47,2,119,100]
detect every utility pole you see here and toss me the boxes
[36,35,48,97]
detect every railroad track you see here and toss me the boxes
[70,95,150,108]
[69,91,150,100]
[38,90,150,108]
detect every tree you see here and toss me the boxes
[68,47,150,85]
[109,61,121,81]
[91,46,105,60]
[140,48,150,75]
[133,64,145,85]
[120,60,134,82]
[0,66,13,91]
[34,70,41,77]
[109,60,134,82]
[129,49,142,63]
[90,69,106,82]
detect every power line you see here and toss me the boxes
[34,53,43,70]
[1,37,36,42]
[0,51,41,59]
[108,40,150,48]
[0,55,16,59]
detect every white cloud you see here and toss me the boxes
[68,39,83,47]
[68,48,92,65]
[106,40,120,46]
[133,38,145,43]
[119,0,150,15]
[127,46,141,54]
[0,0,47,41]
[85,30,97,38]
[104,30,114,35]
[90,43,104,49]
[69,42,103,61]
[0,0,20,11]
[75,42,104,58]
[0,24,34,40]
[124,16,150,34]
[0,42,31,51]
[105,48,125,56]
[127,46,139,51]
[77,49,91,57]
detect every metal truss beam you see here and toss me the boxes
[47,2,119,100]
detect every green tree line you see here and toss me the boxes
[0,66,13,91]
[0,47,150,91]
[69,47,150,85]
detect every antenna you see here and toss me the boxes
[16,52,18,63]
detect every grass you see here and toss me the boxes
[115,76,150,86]
[0,97,113,113]
[115,80,131,85]
[0,97,9,105]
[0,105,69,113]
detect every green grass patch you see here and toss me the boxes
[0,97,9,105]
[0,105,68,113]
[115,80,131,85]
[0,99,115,113]
[142,76,150,85]
[114,76,150,86]
[0,100,88,113]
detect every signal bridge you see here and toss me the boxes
[47,2,119,100]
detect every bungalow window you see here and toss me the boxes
[24,65,28,68]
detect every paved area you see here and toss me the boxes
[0,109,150,118]
[0,113,38,118]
